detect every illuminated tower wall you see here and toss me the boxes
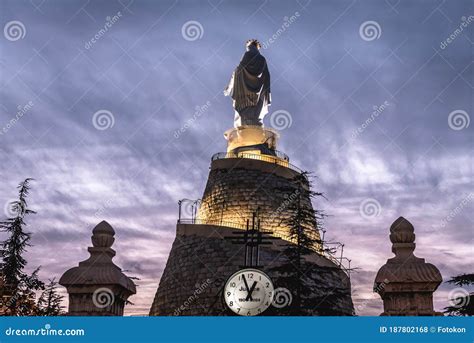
[198,126,321,245]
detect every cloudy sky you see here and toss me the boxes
[0,0,472,316]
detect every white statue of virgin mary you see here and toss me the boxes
[224,39,271,128]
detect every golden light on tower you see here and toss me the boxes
[222,125,290,168]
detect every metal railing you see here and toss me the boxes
[211,151,303,174]
[177,218,245,230]
[177,199,201,222]
[274,150,290,161]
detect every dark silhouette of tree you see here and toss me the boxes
[269,172,351,316]
[269,172,318,314]
[36,278,64,316]
[444,273,473,316]
[0,178,44,315]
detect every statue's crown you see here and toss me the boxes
[246,39,261,49]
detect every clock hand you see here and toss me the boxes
[245,281,257,301]
[242,274,250,293]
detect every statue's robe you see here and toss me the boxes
[224,45,271,127]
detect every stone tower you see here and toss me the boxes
[374,217,442,316]
[59,221,136,316]
[149,125,353,315]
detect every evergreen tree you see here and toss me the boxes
[269,172,320,315]
[444,273,474,316]
[270,172,350,315]
[0,178,44,315]
[36,278,64,316]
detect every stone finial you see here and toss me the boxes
[59,221,136,316]
[374,217,442,316]
[91,220,115,248]
[389,217,416,260]
[390,216,415,243]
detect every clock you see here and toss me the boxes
[224,268,274,316]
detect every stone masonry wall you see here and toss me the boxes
[149,224,353,316]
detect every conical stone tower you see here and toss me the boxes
[149,124,353,316]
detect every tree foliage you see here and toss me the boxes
[444,273,474,316]
[36,278,64,316]
[269,172,350,315]
[0,179,44,315]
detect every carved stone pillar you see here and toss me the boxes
[59,221,136,316]
[374,217,442,316]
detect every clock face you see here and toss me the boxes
[224,268,274,316]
